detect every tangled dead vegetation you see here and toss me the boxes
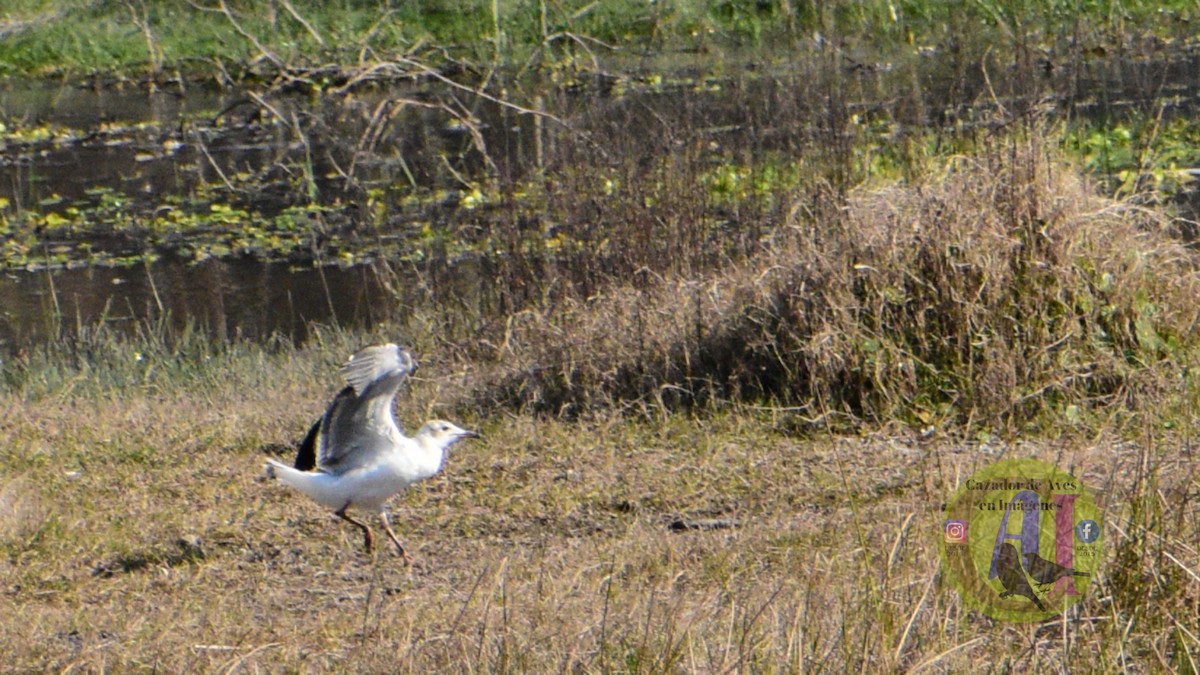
[468,135,1200,431]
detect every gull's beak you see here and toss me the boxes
[460,429,480,440]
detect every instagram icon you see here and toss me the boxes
[944,520,967,543]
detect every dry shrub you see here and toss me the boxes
[469,134,1200,429]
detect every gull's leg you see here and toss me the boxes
[379,511,414,565]
[335,504,374,553]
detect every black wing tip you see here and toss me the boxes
[294,418,320,471]
[296,386,358,470]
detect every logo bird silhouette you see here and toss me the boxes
[995,541,1047,611]
[1022,550,1090,588]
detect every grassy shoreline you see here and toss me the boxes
[2,1,1198,81]
[6,128,1200,430]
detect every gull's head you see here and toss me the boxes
[415,420,479,451]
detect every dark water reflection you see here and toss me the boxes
[0,258,392,353]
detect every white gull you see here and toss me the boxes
[264,343,477,562]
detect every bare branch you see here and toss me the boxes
[276,0,325,48]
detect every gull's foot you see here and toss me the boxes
[391,543,415,567]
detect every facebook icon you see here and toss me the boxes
[1075,519,1100,544]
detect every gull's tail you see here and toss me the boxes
[264,459,345,510]
[264,458,304,487]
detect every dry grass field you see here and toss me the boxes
[2,335,1198,672]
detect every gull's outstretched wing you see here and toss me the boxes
[315,344,417,473]
[341,344,417,397]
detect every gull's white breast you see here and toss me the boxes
[336,438,446,511]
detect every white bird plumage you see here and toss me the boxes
[264,343,477,562]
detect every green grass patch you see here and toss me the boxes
[2,0,1199,79]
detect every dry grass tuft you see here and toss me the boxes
[0,476,45,545]
[469,133,1200,431]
